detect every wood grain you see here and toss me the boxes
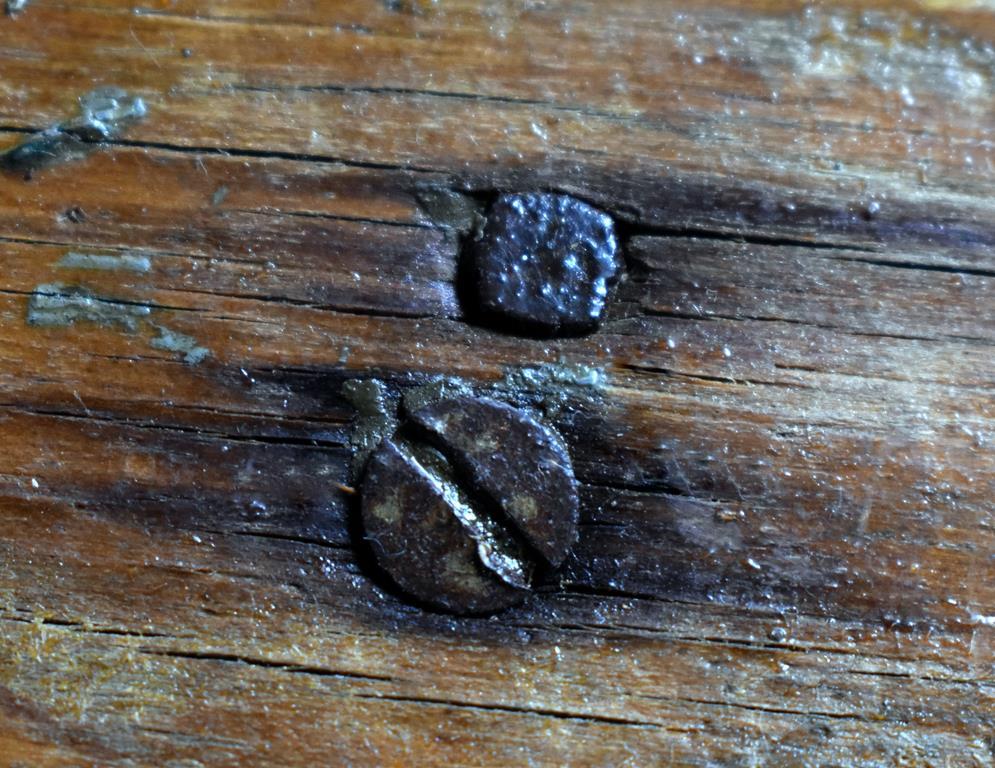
[0,0,992,765]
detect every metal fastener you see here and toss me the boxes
[467,192,622,337]
[360,395,579,614]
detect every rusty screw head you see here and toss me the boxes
[468,192,622,337]
[360,395,579,614]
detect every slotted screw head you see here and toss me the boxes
[360,396,579,614]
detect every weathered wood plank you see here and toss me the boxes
[0,0,992,765]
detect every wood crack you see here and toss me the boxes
[619,221,880,254]
[636,307,995,347]
[0,403,350,450]
[617,362,807,390]
[110,136,442,174]
[229,206,433,231]
[139,648,397,684]
[351,692,671,730]
[0,614,181,640]
[194,527,352,552]
[0,286,208,318]
[163,285,445,322]
[828,253,995,279]
[638,692,872,722]
[223,82,640,123]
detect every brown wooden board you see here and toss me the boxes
[0,0,993,765]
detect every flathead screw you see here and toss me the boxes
[360,396,579,614]
[467,193,622,336]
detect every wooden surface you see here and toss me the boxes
[0,1,993,765]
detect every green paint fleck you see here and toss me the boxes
[402,376,473,417]
[26,283,210,365]
[27,283,151,331]
[150,325,210,365]
[342,379,398,479]
[57,252,152,272]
